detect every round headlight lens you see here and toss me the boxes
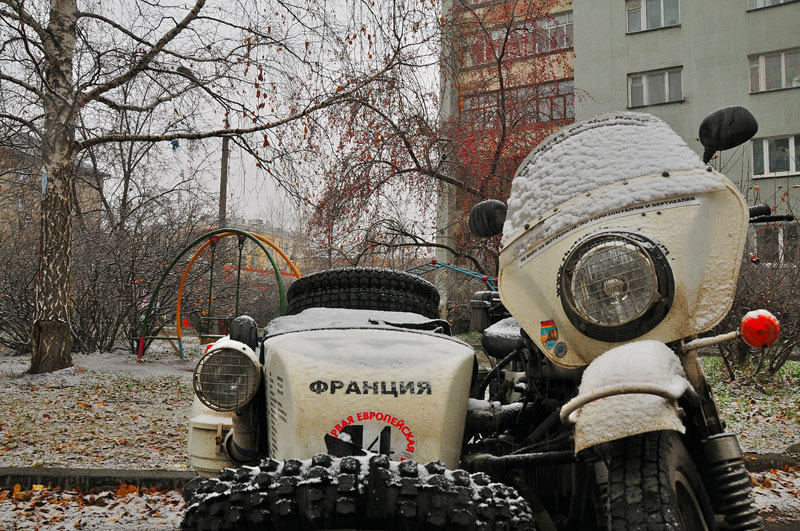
[193,346,260,411]
[560,232,673,341]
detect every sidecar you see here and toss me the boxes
[183,268,536,530]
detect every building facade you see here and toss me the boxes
[573,0,800,262]
[437,0,575,248]
[0,140,103,236]
[436,0,576,313]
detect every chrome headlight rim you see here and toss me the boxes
[558,231,673,342]
[193,339,261,412]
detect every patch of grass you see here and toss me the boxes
[456,331,482,347]
[700,356,799,451]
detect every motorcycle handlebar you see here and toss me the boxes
[750,214,795,224]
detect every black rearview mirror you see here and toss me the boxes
[468,200,507,238]
[698,106,758,164]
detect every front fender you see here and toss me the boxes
[563,341,693,454]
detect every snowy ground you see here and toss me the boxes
[0,347,198,471]
[751,466,800,526]
[0,345,798,528]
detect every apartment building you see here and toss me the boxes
[437,0,575,275]
[573,0,800,262]
[0,138,103,235]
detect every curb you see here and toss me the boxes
[0,467,196,492]
[744,452,800,473]
[2,450,796,492]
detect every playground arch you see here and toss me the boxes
[138,228,301,358]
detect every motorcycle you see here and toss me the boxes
[182,107,773,530]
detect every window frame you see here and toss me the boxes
[751,134,800,177]
[461,12,573,69]
[627,67,684,108]
[505,11,573,60]
[536,12,573,54]
[755,223,798,265]
[747,0,799,11]
[749,47,800,92]
[460,79,575,127]
[626,0,681,33]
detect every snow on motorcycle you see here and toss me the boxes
[182,107,775,530]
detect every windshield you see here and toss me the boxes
[503,113,709,242]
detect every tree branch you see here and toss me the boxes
[76,46,402,152]
[80,0,206,104]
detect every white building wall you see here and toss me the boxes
[573,0,800,203]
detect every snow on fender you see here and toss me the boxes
[563,340,692,454]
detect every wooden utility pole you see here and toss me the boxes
[219,136,229,226]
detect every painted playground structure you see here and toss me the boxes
[405,260,497,292]
[137,230,497,359]
[137,228,300,359]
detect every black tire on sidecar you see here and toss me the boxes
[604,430,716,531]
[181,454,536,531]
[286,267,440,319]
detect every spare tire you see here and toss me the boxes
[287,267,440,319]
[182,454,536,530]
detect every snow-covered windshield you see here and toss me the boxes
[503,113,714,242]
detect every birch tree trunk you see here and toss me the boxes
[30,0,79,374]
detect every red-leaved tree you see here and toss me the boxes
[301,0,576,276]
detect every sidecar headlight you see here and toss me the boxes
[559,232,673,342]
[193,340,261,412]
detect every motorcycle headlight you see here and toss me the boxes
[559,232,673,342]
[193,340,261,412]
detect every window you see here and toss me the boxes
[752,134,800,176]
[626,0,680,33]
[461,92,497,125]
[463,31,499,68]
[532,80,575,123]
[749,48,800,92]
[463,13,573,68]
[536,13,573,53]
[628,68,683,107]
[755,224,798,263]
[461,80,574,126]
[747,0,798,10]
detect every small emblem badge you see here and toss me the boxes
[554,342,568,358]
[541,320,558,350]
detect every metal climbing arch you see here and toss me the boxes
[137,228,300,359]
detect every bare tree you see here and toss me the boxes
[714,227,800,381]
[0,221,37,353]
[299,0,575,277]
[0,0,437,372]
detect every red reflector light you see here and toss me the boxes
[740,310,780,348]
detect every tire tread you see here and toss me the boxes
[182,455,536,530]
[287,267,440,318]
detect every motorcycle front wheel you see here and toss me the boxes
[604,430,716,531]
